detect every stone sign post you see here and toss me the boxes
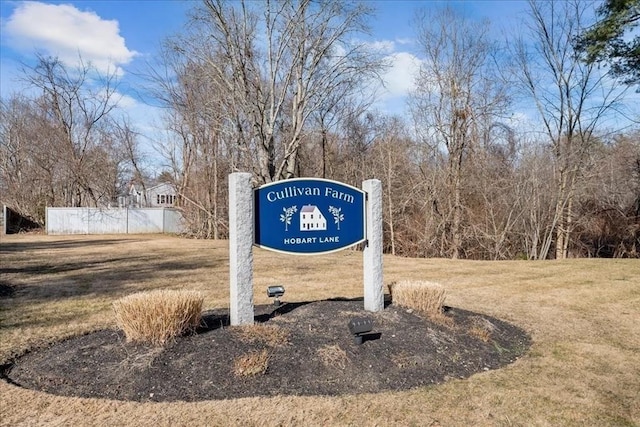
[229,173,254,326]
[363,179,384,312]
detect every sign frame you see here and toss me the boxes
[253,177,366,255]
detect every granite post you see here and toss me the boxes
[229,172,254,325]
[363,179,384,312]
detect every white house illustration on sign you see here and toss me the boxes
[300,205,327,231]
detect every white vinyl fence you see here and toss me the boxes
[46,207,185,235]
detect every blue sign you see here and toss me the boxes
[254,178,366,254]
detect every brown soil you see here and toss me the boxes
[3,298,530,402]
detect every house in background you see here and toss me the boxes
[119,183,143,207]
[119,182,178,208]
[147,182,178,207]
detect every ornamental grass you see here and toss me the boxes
[113,289,203,346]
[390,280,447,318]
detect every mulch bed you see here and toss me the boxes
[3,299,530,402]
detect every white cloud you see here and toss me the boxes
[116,92,139,110]
[380,51,422,99]
[3,2,137,74]
[395,37,414,45]
[355,39,423,114]
[365,40,396,54]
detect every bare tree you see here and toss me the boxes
[513,0,628,259]
[573,132,640,257]
[112,118,150,205]
[465,123,525,260]
[142,0,385,236]
[371,116,421,256]
[145,42,234,238]
[21,54,123,207]
[194,0,386,183]
[1,54,133,223]
[0,95,52,223]
[410,7,510,258]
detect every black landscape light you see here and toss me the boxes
[267,285,285,307]
[348,317,373,345]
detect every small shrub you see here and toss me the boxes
[233,349,270,376]
[391,280,447,318]
[233,323,289,347]
[113,289,203,346]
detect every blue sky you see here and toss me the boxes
[0,1,529,95]
[0,0,635,143]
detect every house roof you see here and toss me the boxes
[146,182,175,192]
[127,183,142,196]
[301,205,318,213]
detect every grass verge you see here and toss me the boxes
[1,234,639,426]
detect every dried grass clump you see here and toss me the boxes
[317,345,349,370]
[113,290,203,346]
[391,352,419,369]
[468,316,496,342]
[469,325,491,342]
[233,349,270,376]
[233,323,290,347]
[390,280,447,318]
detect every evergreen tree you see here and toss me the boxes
[577,0,640,85]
